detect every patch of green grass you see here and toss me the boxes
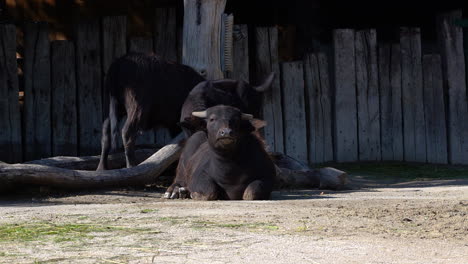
[0,223,122,242]
[0,252,6,257]
[140,209,156,214]
[328,162,468,180]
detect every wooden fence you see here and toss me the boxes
[0,9,467,165]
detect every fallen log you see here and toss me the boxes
[24,148,157,170]
[0,134,184,191]
[271,153,347,190]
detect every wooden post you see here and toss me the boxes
[128,37,157,146]
[355,29,381,161]
[254,27,284,153]
[437,10,468,165]
[304,53,333,164]
[0,24,22,163]
[232,24,249,82]
[400,27,426,163]
[423,54,448,164]
[154,8,177,62]
[379,44,403,161]
[23,22,51,161]
[333,29,358,162]
[281,61,307,163]
[182,0,226,79]
[75,20,103,156]
[51,41,78,157]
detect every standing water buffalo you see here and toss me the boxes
[97,53,275,170]
[164,105,276,200]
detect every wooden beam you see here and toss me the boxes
[75,20,103,156]
[437,10,468,165]
[254,27,284,153]
[355,29,381,161]
[154,8,177,62]
[182,0,226,79]
[333,29,358,162]
[304,53,333,164]
[0,24,22,163]
[400,27,426,162]
[23,22,51,161]
[423,54,448,164]
[51,41,78,157]
[281,61,307,163]
[232,24,249,82]
[379,44,403,161]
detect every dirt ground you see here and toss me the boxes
[0,176,467,264]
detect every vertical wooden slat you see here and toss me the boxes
[154,8,177,62]
[23,22,51,161]
[128,37,156,146]
[423,54,448,164]
[355,29,381,161]
[0,24,22,163]
[281,61,307,162]
[254,27,284,153]
[304,53,333,164]
[333,29,358,162]
[232,24,249,82]
[437,10,468,165]
[400,27,426,162]
[390,44,404,161]
[76,20,102,156]
[51,41,77,156]
[379,44,403,161]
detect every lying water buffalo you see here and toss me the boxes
[97,53,274,170]
[164,105,276,200]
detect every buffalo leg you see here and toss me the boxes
[242,180,271,200]
[97,118,111,171]
[121,117,139,168]
[189,175,224,200]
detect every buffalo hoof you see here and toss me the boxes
[163,186,190,199]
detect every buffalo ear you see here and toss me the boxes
[249,119,267,131]
[253,72,275,92]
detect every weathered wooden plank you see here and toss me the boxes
[437,10,468,165]
[254,27,284,153]
[400,27,426,162]
[333,29,358,162]
[128,37,156,146]
[183,1,225,79]
[355,29,381,161]
[23,22,51,161]
[0,24,22,163]
[379,44,404,161]
[154,8,177,62]
[390,44,404,161]
[232,24,249,82]
[304,53,333,164]
[281,61,307,163]
[75,20,103,156]
[51,41,78,157]
[423,54,448,164]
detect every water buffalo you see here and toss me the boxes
[164,105,276,200]
[97,53,275,170]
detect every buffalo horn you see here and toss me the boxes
[192,111,207,118]
[241,113,253,120]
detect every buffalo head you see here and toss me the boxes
[192,105,258,154]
